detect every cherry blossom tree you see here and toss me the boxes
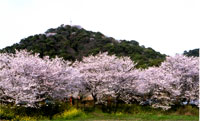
[134,55,199,110]
[73,52,137,105]
[135,67,176,110]
[0,50,84,107]
[159,55,199,105]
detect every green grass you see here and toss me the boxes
[51,112,198,121]
[50,106,199,121]
[0,104,199,121]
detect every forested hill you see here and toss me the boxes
[0,24,166,68]
[183,48,199,57]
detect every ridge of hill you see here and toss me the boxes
[0,24,166,68]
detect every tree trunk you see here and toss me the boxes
[92,95,97,110]
[114,96,120,114]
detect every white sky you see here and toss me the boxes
[0,0,199,55]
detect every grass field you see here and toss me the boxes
[58,114,198,121]
[50,108,199,121]
[0,103,199,121]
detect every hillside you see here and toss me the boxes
[0,24,166,68]
[183,48,199,57]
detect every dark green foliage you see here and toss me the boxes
[0,101,69,120]
[183,48,199,57]
[0,24,166,68]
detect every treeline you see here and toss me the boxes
[183,48,199,57]
[0,24,166,68]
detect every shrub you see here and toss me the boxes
[0,105,15,120]
[13,116,37,121]
[53,108,86,120]
[175,105,199,116]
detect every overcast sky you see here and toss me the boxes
[0,0,199,55]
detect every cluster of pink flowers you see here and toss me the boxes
[0,50,84,107]
[0,50,199,109]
